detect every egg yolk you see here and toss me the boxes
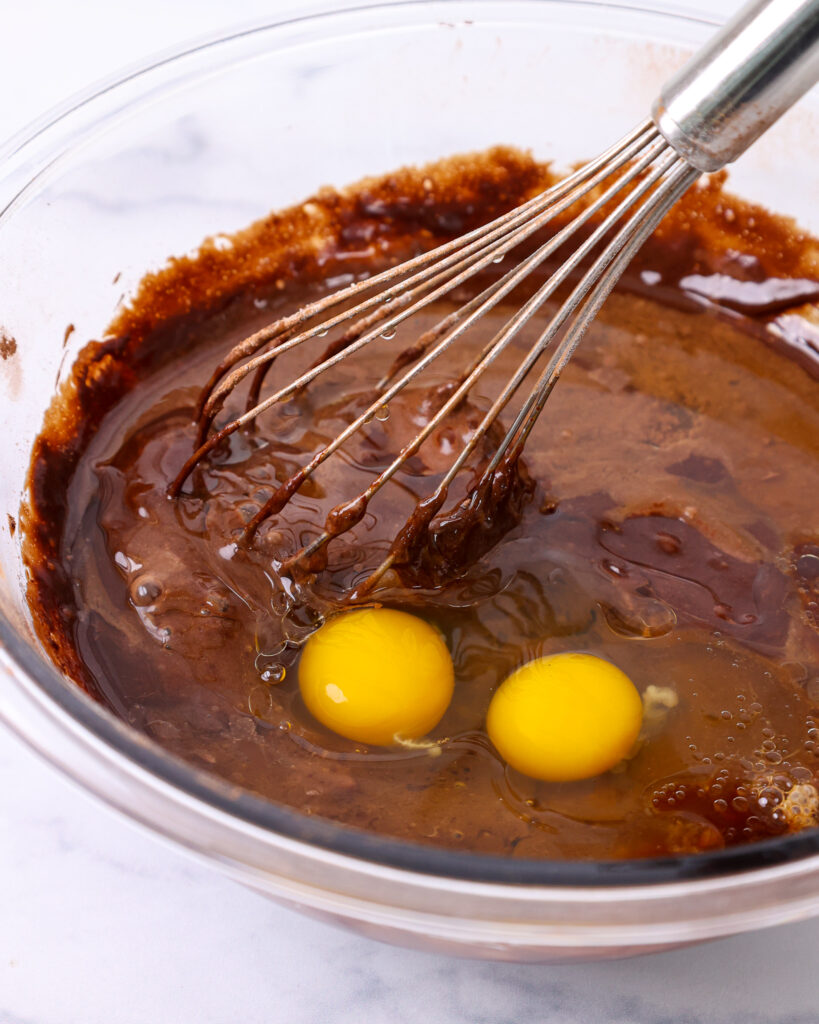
[298,607,455,746]
[486,652,643,782]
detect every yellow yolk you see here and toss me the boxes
[486,652,643,782]
[298,607,455,746]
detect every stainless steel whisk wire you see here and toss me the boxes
[170,0,819,594]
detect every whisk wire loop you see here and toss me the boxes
[242,131,672,541]
[271,139,679,563]
[171,120,700,594]
[169,121,659,495]
[354,157,698,594]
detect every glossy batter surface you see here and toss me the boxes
[24,150,819,859]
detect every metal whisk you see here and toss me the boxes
[171,0,819,595]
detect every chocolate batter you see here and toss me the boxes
[22,149,819,859]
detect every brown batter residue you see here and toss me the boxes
[21,149,819,860]
[0,331,17,360]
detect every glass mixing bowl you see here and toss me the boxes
[2,0,819,963]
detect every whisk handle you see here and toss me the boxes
[653,0,819,172]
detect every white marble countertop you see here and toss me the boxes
[5,725,819,1024]
[3,3,819,1022]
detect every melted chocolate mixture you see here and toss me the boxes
[23,149,819,859]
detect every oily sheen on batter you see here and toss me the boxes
[23,149,819,860]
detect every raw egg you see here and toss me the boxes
[298,607,454,746]
[486,652,643,781]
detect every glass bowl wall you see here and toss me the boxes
[2,0,819,961]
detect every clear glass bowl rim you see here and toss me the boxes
[3,0,819,890]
